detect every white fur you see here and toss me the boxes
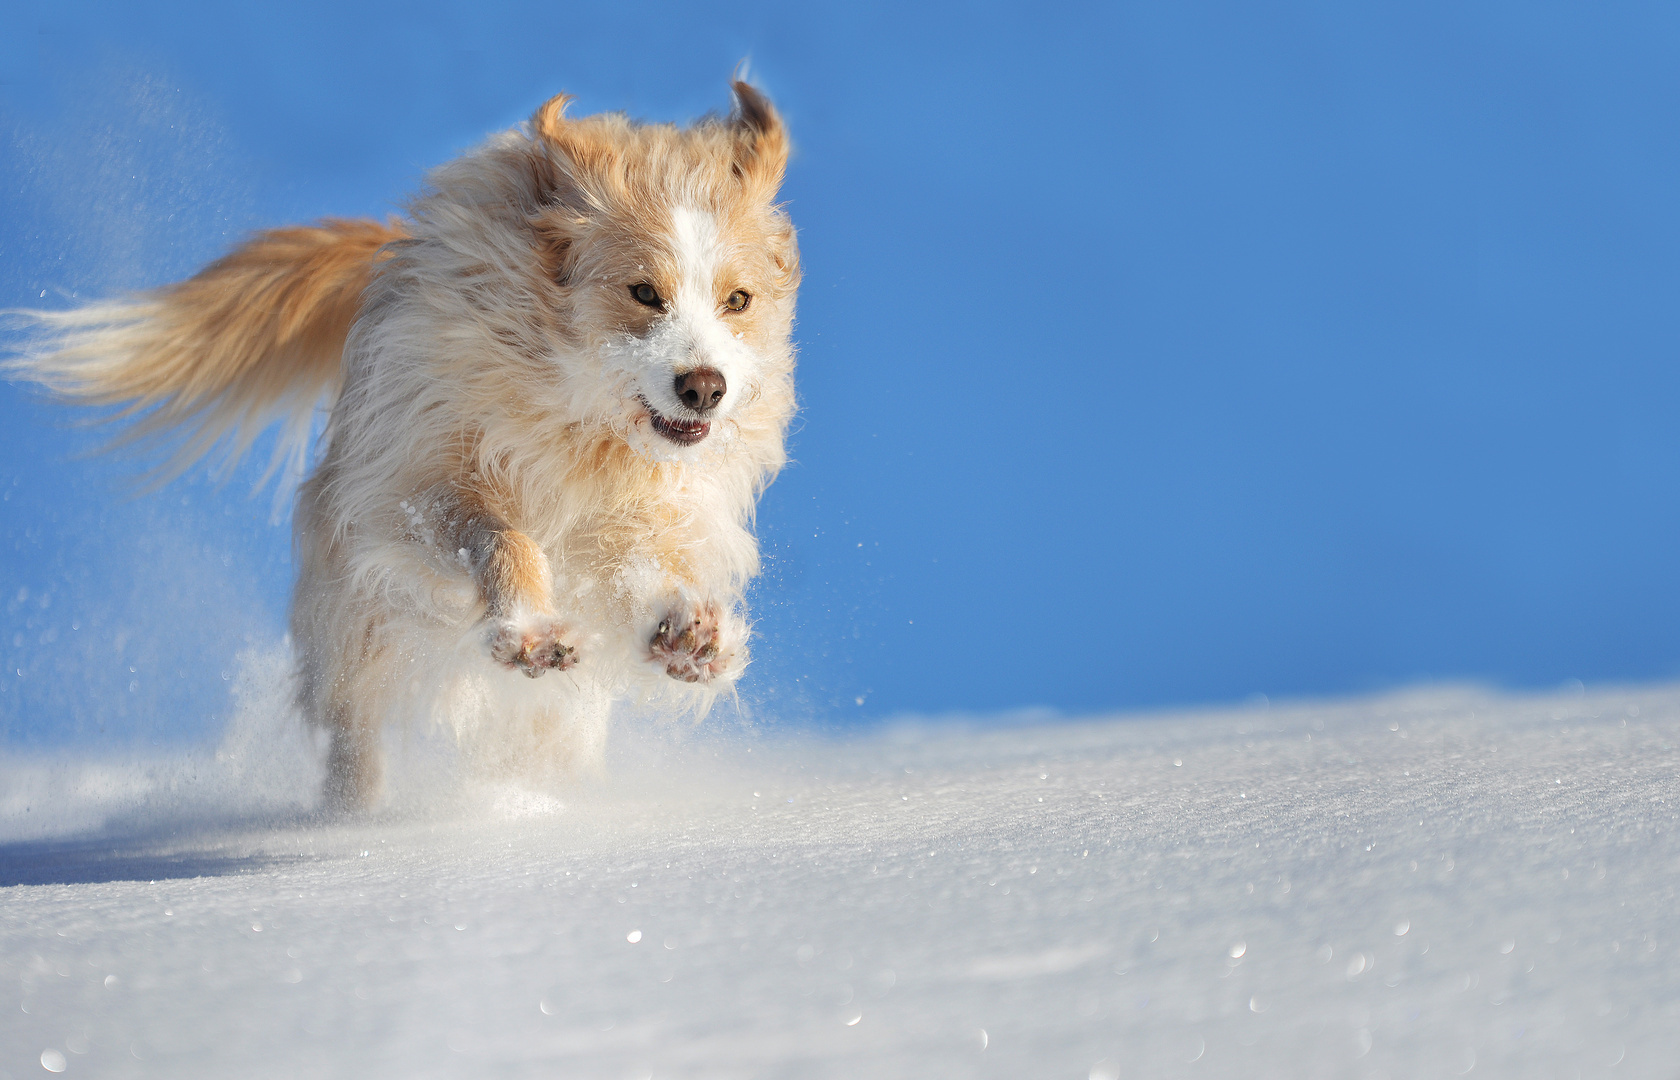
[291,106,797,803]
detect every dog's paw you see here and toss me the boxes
[649,604,740,684]
[486,612,578,678]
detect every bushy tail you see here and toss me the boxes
[4,217,406,485]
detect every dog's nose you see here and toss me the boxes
[674,368,727,414]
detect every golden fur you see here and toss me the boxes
[6,81,800,808]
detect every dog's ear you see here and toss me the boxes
[531,93,575,145]
[730,80,789,195]
[530,92,623,184]
[526,95,593,283]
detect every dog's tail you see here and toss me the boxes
[4,217,405,485]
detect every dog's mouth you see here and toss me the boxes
[639,397,710,446]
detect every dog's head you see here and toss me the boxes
[485,81,801,461]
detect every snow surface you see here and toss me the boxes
[2,672,1678,1078]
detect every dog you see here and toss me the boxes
[6,80,800,808]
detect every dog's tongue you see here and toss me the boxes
[651,411,711,444]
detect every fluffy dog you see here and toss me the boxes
[7,80,800,808]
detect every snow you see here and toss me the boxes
[2,677,1678,1078]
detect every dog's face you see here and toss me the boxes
[525,84,799,461]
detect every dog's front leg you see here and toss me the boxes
[422,486,577,677]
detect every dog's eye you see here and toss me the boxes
[630,283,664,308]
[725,290,751,312]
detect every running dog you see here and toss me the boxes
[7,80,799,808]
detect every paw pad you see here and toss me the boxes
[488,615,578,678]
[650,606,734,684]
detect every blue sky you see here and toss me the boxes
[4,2,1680,743]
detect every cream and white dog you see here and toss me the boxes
[7,80,800,808]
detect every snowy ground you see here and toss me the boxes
[2,678,1678,1079]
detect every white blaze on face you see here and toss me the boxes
[663,205,754,418]
[670,205,722,314]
